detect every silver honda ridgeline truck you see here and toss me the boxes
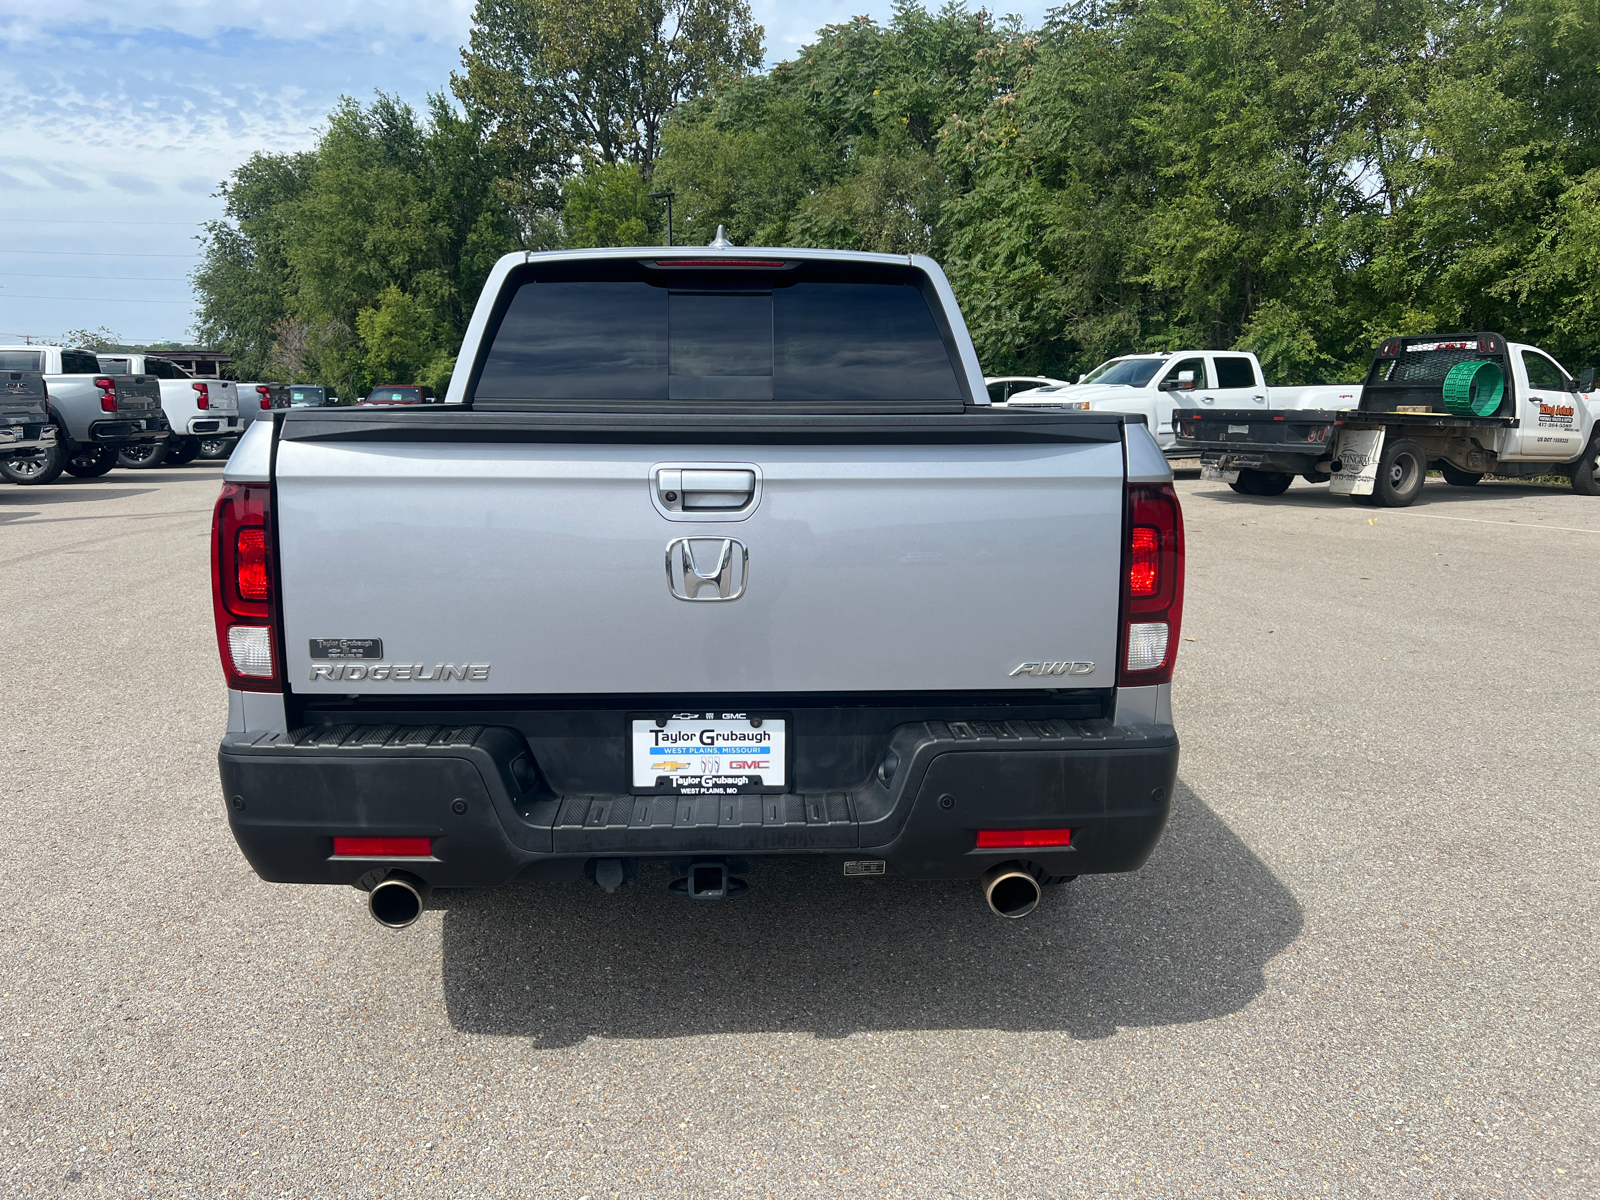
[213,246,1183,926]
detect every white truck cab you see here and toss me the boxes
[1008,350,1359,454]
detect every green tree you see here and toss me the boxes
[452,0,764,204]
[193,92,521,398]
[561,161,656,246]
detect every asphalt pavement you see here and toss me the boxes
[1,464,1596,1198]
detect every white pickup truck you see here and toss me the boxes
[0,345,168,483]
[1006,350,1359,455]
[95,353,239,467]
[1175,334,1600,504]
[213,244,1185,928]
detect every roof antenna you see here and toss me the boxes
[708,224,733,249]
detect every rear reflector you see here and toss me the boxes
[332,837,432,857]
[226,625,274,677]
[976,828,1073,849]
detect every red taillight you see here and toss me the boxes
[1118,483,1185,685]
[192,381,209,409]
[653,258,787,267]
[236,528,268,601]
[94,376,116,412]
[256,385,272,410]
[976,828,1073,849]
[1129,526,1158,596]
[332,837,432,857]
[211,482,280,692]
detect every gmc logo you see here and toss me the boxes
[728,760,770,770]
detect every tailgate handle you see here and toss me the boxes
[657,468,757,512]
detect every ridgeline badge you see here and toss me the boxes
[309,663,491,682]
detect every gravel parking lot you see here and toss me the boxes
[1,465,1596,1198]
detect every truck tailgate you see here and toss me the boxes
[275,436,1126,695]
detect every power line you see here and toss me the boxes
[1,272,190,282]
[0,217,205,226]
[0,250,199,259]
[0,294,194,304]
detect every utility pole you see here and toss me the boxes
[650,191,675,246]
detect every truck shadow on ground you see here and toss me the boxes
[0,487,157,508]
[1197,480,1576,509]
[438,781,1301,1045]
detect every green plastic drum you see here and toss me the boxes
[1441,359,1505,417]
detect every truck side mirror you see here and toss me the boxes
[1165,369,1196,391]
[1579,367,1596,392]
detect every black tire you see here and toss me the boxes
[1571,436,1600,496]
[1368,437,1426,507]
[0,430,66,485]
[1228,480,1249,494]
[165,437,201,466]
[62,446,116,478]
[116,441,168,469]
[1237,468,1292,496]
[1439,462,1483,487]
[196,436,235,460]
[1301,471,1331,485]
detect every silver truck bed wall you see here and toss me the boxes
[273,419,1126,696]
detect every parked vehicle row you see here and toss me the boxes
[1174,334,1600,505]
[0,344,340,485]
[0,346,168,484]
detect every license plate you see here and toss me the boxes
[631,715,786,794]
[1201,465,1240,483]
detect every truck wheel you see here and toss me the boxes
[197,437,235,459]
[1571,437,1600,496]
[166,437,200,466]
[62,446,116,478]
[1439,462,1483,487]
[1237,469,1292,496]
[116,441,168,469]
[0,431,66,485]
[1369,438,1426,507]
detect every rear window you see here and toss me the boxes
[146,358,188,380]
[1214,356,1256,389]
[61,350,102,374]
[471,262,965,408]
[0,351,43,372]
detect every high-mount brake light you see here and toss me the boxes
[653,258,787,268]
[1118,483,1185,685]
[255,384,272,410]
[333,837,432,858]
[94,376,116,412]
[976,828,1073,849]
[192,381,209,409]
[211,482,281,692]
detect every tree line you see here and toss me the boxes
[194,0,1600,397]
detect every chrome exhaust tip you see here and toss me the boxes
[368,872,430,929]
[981,862,1041,919]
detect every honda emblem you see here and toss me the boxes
[665,537,748,601]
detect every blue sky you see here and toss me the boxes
[0,1,1049,344]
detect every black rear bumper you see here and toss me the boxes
[89,416,169,444]
[219,719,1178,888]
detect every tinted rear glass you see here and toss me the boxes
[62,350,102,374]
[1214,356,1256,388]
[0,351,42,372]
[473,263,964,406]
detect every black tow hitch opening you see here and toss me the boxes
[668,858,749,900]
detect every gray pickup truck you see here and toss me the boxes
[0,371,57,475]
[213,246,1185,927]
[0,346,167,484]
